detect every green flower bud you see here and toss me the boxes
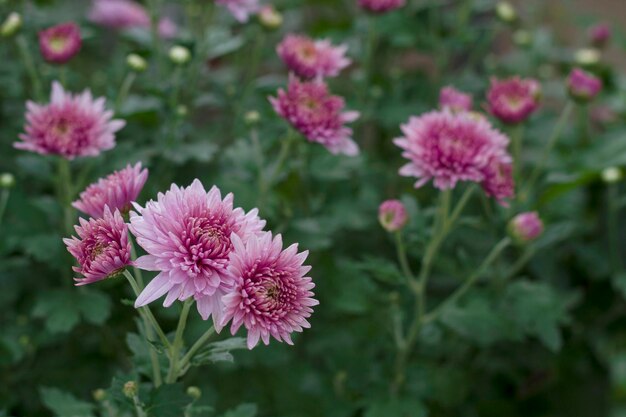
[126,53,147,72]
[93,389,107,402]
[0,173,15,189]
[186,386,201,400]
[574,48,601,66]
[244,110,261,125]
[495,2,517,24]
[258,5,283,30]
[123,381,137,398]
[513,30,532,47]
[1,12,22,37]
[602,167,622,183]
[169,45,191,65]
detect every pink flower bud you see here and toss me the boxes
[357,0,405,13]
[378,200,408,232]
[567,68,602,103]
[509,211,544,243]
[588,23,611,48]
[487,76,541,125]
[38,22,81,64]
[439,86,473,112]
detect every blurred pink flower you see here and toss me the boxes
[394,109,511,194]
[357,0,405,13]
[487,76,541,124]
[129,180,266,331]
[277,34,350,79]
[73,162,148,218]
[439,86,473,112]
[38,22,82,64]
[567,68,602,102]
[216,0,260,23]
[481,157,515,206]
[15,82,125,159]
[509,211,543,243]
[588,23,611,48]
[222,232,317,349]
[378,200,408,232]
[88,0,177,38]
[269,75,360,156]
[64,207,132,286]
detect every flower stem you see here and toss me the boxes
[115,72,136,114]
[178,325,216,374]
[608,183,622,272]
[521,102,574,200]
[510,124,524,183]
[147,0,162,76]
[131,393,147,417]
[394,231,415,288]
[502,246,536,281]
[57,158,74,237]
[165,299,193,384]
[16,34,44,101]
[0,190,9,230]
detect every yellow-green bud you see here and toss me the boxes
[169,45,191,65]
[123,381,138,398]
[513,30,532,47]
[186,386,201,400]
[258,6,283,30]
[1,12,22,37]
[0,173,15,189]
[93,389,107,402]
[495,2,516,23]
[126,54,147,72]
[176,104,188,117]
[574,48,601,66]
[602,167,622,184]
[244,110,261,125]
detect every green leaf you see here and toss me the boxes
[33,290,81,334]
[440,297,513,346]
[192,337,247,366]
[146,384,190,417]
[77,289,112,325]
[220,403,257,417]
[40,387,95,417]
[364,399,427,417]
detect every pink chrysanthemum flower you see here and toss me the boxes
[481,157,515,206]
[439,86,473,112]
[394,109,511,192]
[509,211,544,243]
[222,232,317,349]
[64,207,132,286]
[487,76,541,125]
[73,162,149,219]
[216,0,260,23]
[129,180,266,330]
[588,23,611,48]
[378,200,408,232]
[357,0,406,13]
[269,75,360,156]
[277,34,350,79]
[567,68,602,102]
[15,82,125,159]
[38,22,82,64]
[88,0,177,38]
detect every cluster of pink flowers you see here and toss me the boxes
[216,0,260,23]
[277,34,350,79]
[394,109,514,204]
[357,0,406,13]
[567,68,602,102]
[15,82,125,159]
[88,0,177,38]
[439,86,473,112]
[38,23,82,64]
[270,75,360,156]
[66,179,317,349]
[487,76,541,124]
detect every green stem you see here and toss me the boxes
[147,0,162,76]
[232,27,265,136]
[57,158,74,237]
[178,325,216,373]
[521,102,574,199]
[262,132,294,194]
[502,246,536,281]
[609,184,621,272]
[16,34,43,101]
[166,299,193,384]
[131,394,147,417]
[510,124,524,183]
[577,104,590,147]
[0,190,9,229]
[115,72,137,113]
[394,231,415,288]
[422,237,512,324]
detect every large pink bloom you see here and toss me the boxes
[73,162,148,218]
[357,0,406,13]
[222,232,317,349]
[15,82,125,159]
[277,34,350,79]
[129,180,266,330]
[487,76,541,125]
[269,75,360,156]
[64,207,132,286]
[394,110,511,191]
[88,0,177,38]
[38,22,82,64]
[216,0,260,23]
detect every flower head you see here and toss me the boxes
[63,207,132,285]
[129,180,266,330]
[216,0,259,23]
[487,76,541,124]
[88,0,177,38]
[588,23,611,48]
[270,75,360,156]
[567,68,602,102]
[73,163,148,218]
[439,86,473,112]
[509,211,544,243]
[222,232,317,349]
[357,0,406,13]
[38,22,82,64]
[15,82,125,159]
[378,200,408,232]
[394,109,511,194]
[277,34,350,79]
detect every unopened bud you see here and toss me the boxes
[168,45,191,65]
[508,212,544,243]
[0,173,15,189]
[378,200,408,232]
[123,381,137,398]
[1,12,22,37]
[93,389,107,402]
[513,30,532,47]
[495,2,516,24]
[258,5,283,30]
[567,68,602,103]
[602,167,622,184]
[186,386,201,400]
[176,104,188,117]
[126,53,147,72]
[244,110,261,125]
[574,48,601,67]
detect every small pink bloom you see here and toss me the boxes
[277,34,350,79]
[38,22,82,64]
[588,23,611,48]
[481,157,515,206]
[64,207,132,285]
[439,86,473,112]
[394,109,511,193]
[222,232,317,349]
[129,180,266,331]
[487,76,541,124]
[269,75,360,156]
[88,0,177,38]
[357,0,406,13]
[509,211,543,243]
[378,200,408,232]
[15,82,125,159]
[216,0,260,23]
[73,162,149,218]
[567,68,602,102]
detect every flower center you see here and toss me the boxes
[49,36,69,53]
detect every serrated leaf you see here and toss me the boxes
[220,403,257,417]
[440,297,513,346]
[40,387,95,417]
[192,337,247,366]
[33,290,81,334]
[146,384,189,417]
[77,289,112,325]
[364,399,427,417]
